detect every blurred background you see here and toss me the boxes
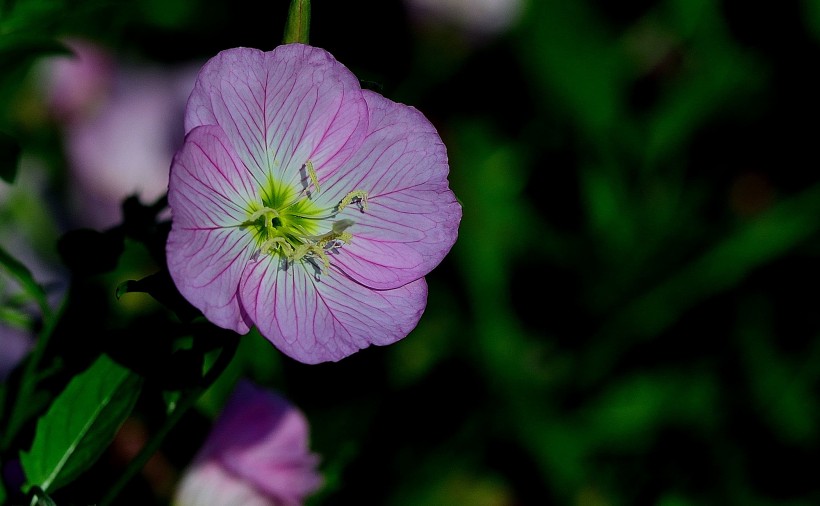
[2,0,820,504]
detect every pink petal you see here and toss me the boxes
[320,91,462,289]
[167,125,259,332]
[174,461,276,506]
[191,381,322,505]
[238,258,428,364]
[184,44,368,194]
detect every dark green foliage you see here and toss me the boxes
[0,131,21,183]
[19,354,142,495]
[2,0,820,505]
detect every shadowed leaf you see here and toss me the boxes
[19,354,143,494]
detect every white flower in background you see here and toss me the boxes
[404,0,524,35]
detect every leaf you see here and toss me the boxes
[0,33,68,62]
[20,354,143,494]
[0,244,50,320]
[30,486,56,506]
[0,34,68,122]
[0,0,68,36]
[0,130,21,183]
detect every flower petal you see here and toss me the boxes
[175,461,276,506]
[167,125,258,332]
[320,91,462,289]
[184,44,368,195]
[238,259,428,364]
[193,381,323,504]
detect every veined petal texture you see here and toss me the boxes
[324,90,462,289]
[167,44,461,364]
[184,44,369,192]
[239,256,428,364]
[167,126,257,332]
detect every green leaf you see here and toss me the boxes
[30,486,56,506]
[0,0,67,34]
[0,33,68,64]
[0,130,21,183]
[20,354,143,494]
[0,244,50,320]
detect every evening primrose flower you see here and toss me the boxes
[166,44,461,363]
[173,380,322,506]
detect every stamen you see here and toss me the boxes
[260,236,293,256]
[338,190,368,212]
[289,243,331,272]
[245,182,359,275]
[305,160,320,193]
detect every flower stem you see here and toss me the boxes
[98,334,240,506]
[1,295,66,450]
[283,0,311,45]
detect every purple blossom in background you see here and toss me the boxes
[39,39,201,229]
[166,44,461,363]
[173,380,322,506]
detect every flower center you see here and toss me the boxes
[242,163,368,273]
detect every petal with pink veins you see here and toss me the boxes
[321,91,461,289]
[184,45,369,193]
[167,125,259,332]
[239,257,428,364]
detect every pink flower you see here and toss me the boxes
[166,44,461,363]
[173,381,322,506]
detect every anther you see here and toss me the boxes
[338,190,368,212]
[306,160,320,193]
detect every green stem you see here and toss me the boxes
[0,245,53,323]
[98,335,240,506]
[1,295,66,450]
[283,0,311,44]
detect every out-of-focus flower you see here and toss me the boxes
[38,39,200,229]
[38,38,115,123]
[404,0,524,36]
[173,380,322,506]
[166,44,461,364]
